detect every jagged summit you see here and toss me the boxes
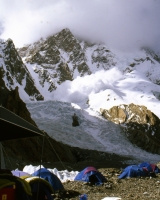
[0,38,43,100]
[17,28,119,95]
[1,28,160,157]
[1,28,160,103]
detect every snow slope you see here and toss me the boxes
[25,47,160,164]
[26,100,160,164]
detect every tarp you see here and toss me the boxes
[74,166,106,185]
[0,106,43,141]
[11,170,30,178]
[118,165,148,179]
[32,168,64,191]
[118,162,160,179]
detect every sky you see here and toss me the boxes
[0,0,160,52]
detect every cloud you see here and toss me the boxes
[53,68,123,103]
[0,0,160,52]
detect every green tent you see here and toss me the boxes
[0,106,43,141]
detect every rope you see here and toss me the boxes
[44,133,66,170]
[2,145,14,170]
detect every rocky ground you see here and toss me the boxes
[13,148,160,200]
[56,167,160,200]
[3,143,160,200]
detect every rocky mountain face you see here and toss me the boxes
[18,29,92,92]
[100,104,160,154]
[1,28,160,101]
[0,38,43,100]
[17,28,117,94]
[1,28,160,159]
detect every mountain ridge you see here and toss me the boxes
[0,28,160,158]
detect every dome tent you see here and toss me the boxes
[74,166,106,185]
[32,168,64,191]
[25,176,54,200]
[118,162,160,179]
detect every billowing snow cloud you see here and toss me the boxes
[0,0,160,51]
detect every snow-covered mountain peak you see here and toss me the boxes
[1,28,160,162]
[0,38,44,100]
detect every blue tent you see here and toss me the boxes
[138,162,160,174]
[29,180,53,200]
[119,162,160,179]
[118,165,148,179]
[25,176,55,200]
[32,168,64,191]
[74,166,106,185]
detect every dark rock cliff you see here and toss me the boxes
[100,103,160,154]
[0,70,76,169]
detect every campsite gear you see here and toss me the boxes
[11,170,30,178]
[0,185,16,200]
[74,166,106,185]
[0,174,32,200]
[79,193,88,200]
[25,176,54,200]
[0,106,43,142]
[0,170,16,200]
[138,162,160,174]
[118,162,160,179]
[0,178,15,189]
[0,106,48,199]
[72,113,79,127]
[118,165,148,179]
[0,106,44,168]
[101,198,121,200]
[32,168,64,191]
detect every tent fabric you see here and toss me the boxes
[138,162,160,174]
[32,168,64,191]
[0,178,15,189]
[25,176,54,193]
[119,162,160,179]
[0,106,43,141]
[11,170,30,178]
[25,176,54,200]
[84,166,97,174]
[30,181,53,200]
[0,174,32,200]
[118,165,148,179]
[74,166,106,185]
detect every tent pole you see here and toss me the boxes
[0,143,5,169]
[36,132,45,200]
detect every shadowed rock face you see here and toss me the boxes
[100,103,160,154]
[0,72,76,169]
